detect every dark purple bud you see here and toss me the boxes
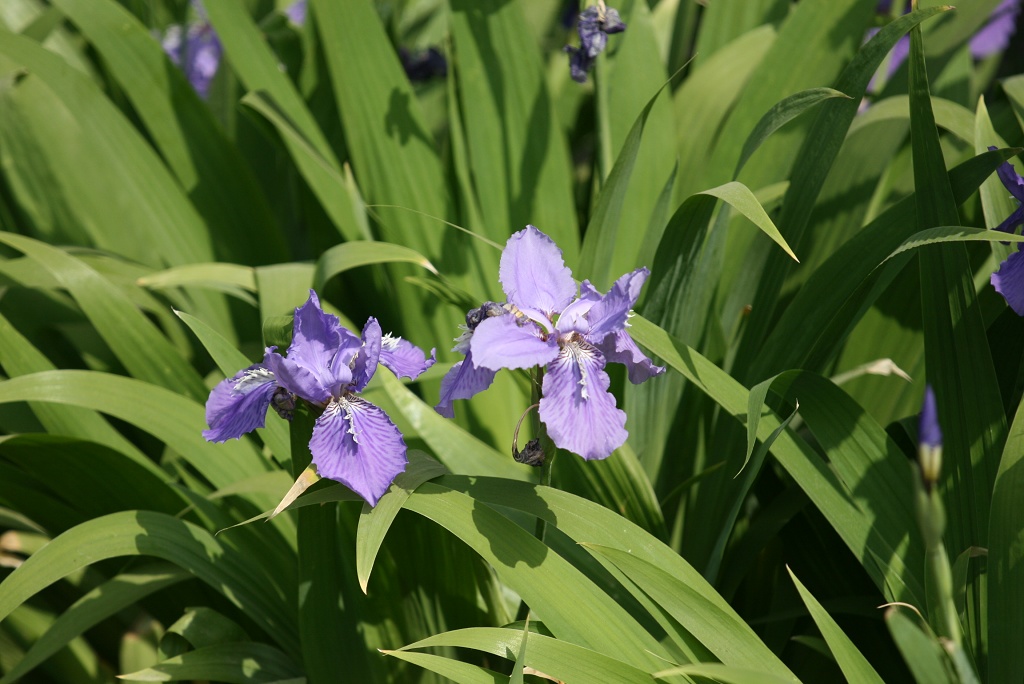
[272,388,297,421]
[919,386,942,449]
[564,46,593,83]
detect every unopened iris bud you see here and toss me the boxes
[465,301,506,330]
[918,385,942,489]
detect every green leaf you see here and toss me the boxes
[848,95,975,144]
[356,451,447,593]
[788,567,884,684]
[382,650,505,684]
[510,616,529,684]
[653,663,796,684]
[403,482,670,671]
[886,608,957,684]
[48,0,288,265]
[0,563,188,684]
[449,0,577,259]
[119,643,301,683]
[909,21,1002,659]
[883,225,1024,262]
[138,263,256,298]
[987,393,1024,682]
[239,90,365,243]
[700,182,797,261]
[735,87,851,178]
[0,231,209,401]
[0,511,298,658]
[400,627,655,684]
[313,240,437,292]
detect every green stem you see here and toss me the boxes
[594,54,613,183]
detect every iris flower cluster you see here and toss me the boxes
[203,291,435,506]
[205,228,663,505]
[435,226,664,460]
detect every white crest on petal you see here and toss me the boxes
[381,332,402,351]
[563,338,599,401]
[335,397,359,444]
[233,367,275,393]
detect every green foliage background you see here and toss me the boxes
[0,0,1022,682]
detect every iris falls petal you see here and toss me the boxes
[435,352,497,418]
[540,340,627,460]
[203,362,279,442]
[309,397,408,507]
[992,249,1024,316]
[378,333,436,381]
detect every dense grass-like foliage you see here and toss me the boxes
[0,0,1023,682]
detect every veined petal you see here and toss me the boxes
[470,314,559,371]
[351,318,382,392]
[499,226,577,316]
[309,397,408,507]
[288,291,360,391]
[203,359,278,442]
[564,268,649,340]
[267,353,332,405]
[557,281,602,334]
[992,248,1024,316]
[434,351,497,418]
[596,330,666,384]
[379,333,436,381]
[539,340,627,460]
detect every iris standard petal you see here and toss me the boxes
[540,340,627,460]
[287,291,354,389]
[309,397,408,507]
[470,314,560,371]
[499,226,577,316]
[992,248,1024,316]
[379,333,436,381]
[580,267,650,340]
[203,363,279,442]
[595,330,666,384]
[266,353,332,405]
[434,352,497,418]
[351,318,383,393]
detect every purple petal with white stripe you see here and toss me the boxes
[539,341,627,460]
[596,330,666,384]
[309,397,408,507]
[992,248,1024,316]
[434,352,497,418]
[203,356,279,442]
[470,314,560,371]
[379,333,436,381]
[499,226,577,316]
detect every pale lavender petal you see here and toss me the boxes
[434,352,497,418]
[557,281,602,334]
[499,226,577,316]
[470,314,559,371]
[182,24,221,99]
[992,248,1024,316]
[309,397,408,507]
[351,318,382,392]
[540,341,627,460]
[285,0,307,25]
[288,291,359,393]
[596,330,665,384]
[203,359,278,442]
[379,333,436,381]
[266,353,331,405]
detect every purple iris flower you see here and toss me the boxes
[564,3,626,84]
[161,21,222,99]
[435,226,664,461]
[987,149,1024,315]
[204,291,436,506]
[399,47,448,82]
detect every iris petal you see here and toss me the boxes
[539,341,627,460]
[434,351,497,418]
[309,397,408,507]
[351,318,382,393]
[470,314,560,371]
[203,358,279,442]
[287,291,360,391]
[378,333,436,381]
[266,353,332,405]
[992,248,1024,316]
[595,330,666,384]
[499,226,577,316]
[579,268,649,340]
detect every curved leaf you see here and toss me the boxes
[313,241,437,292]
[119,642,301,683]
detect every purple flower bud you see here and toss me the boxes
[919,386,942,449]
[563,4,627,84]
